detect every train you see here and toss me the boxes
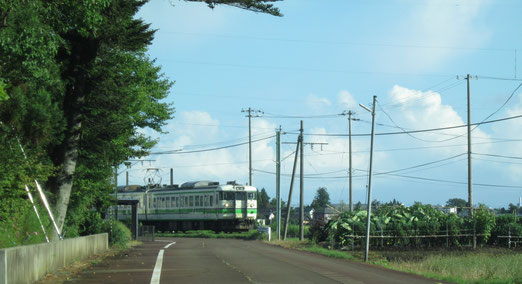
[115,181,258,232]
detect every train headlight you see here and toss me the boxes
[225,203,229,208]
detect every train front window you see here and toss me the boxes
[247,192,256,200]
[225,192,234,200]
[236,192,246,200]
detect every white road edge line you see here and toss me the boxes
[150,249,164,284]
[164,242,176,249]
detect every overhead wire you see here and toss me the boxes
[288,114,522,137]
[150,135,275,155]
[473,152,522,160]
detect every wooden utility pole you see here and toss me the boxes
[341,110,359,212]
[466,74,473,209]
[276,126,281,240]
[283,137,300,240]
[360,96,377,263]
[465,74,477,250]
[242,108,263,186]
[299,120,304,241]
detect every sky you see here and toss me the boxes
[117,0,522,208]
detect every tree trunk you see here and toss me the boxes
[49,34,99,240]
[52,118,82,239]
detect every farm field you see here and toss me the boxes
[271,240,521,284]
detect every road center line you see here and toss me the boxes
[164,241,176,249]
[150,249,164,284]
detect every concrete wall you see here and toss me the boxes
[0,233,108,284]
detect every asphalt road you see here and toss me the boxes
[66,238,445,284]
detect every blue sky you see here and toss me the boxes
[118,0,522,208]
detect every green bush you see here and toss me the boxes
[103,220,131,248]
[0,201,51,248]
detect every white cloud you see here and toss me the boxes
[121,111,277,186]
[387,85,491,156]
[383,0,491,72]
[306,94,331,111]
[489,96,522,182]
[338,90,357,109]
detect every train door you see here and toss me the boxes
[235,191,247,218]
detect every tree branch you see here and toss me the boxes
[184,0,283,16]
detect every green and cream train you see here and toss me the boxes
[116,181,257,231]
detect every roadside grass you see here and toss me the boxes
[379,249,522,284]
[156,229,264,240]
[269,239,354,260]
[269,240,521,284]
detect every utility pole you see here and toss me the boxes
[276,126,282,240]
[466,74,473,210]
[283,136,300,240]
[299,120,304,241]
[360,96,377,263]
[465,74,477,250]
[341,111,359,212]
[242,108,263,186]
[282,124,327,240]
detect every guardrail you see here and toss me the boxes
[0,233,108,284]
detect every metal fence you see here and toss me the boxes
[138,225,155,242]
[340,228,521,250]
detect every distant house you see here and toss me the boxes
[311,207,336,224]
[440,207,458,214]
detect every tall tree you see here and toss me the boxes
[258,188,270,210]
[446,198,468,208]
[0,0,283,241]
[311,187,330,210]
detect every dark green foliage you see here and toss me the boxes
[258,188,270,210]
[104,220,132,247]
[446,198,468,208]
[185,0,283,16]
[269,197,285,209]
[0,0,281,248]
[310,187,330,210]
[0,201,51,248]
[318,204,516,249]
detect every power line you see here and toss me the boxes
[377,153,467,175]
[253,168,522,189]
[159,31,516,52]
[473,152,522,160]
[160,58,452,78]
[380,78,462,108]
[263,112,340,119]
[150,135,275,155]
[290,114,522,137]
[472,157,522,165]
[253,153,466,179]
[378,101,445,142]
[379,173,522,189]
[477,76,522,82]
